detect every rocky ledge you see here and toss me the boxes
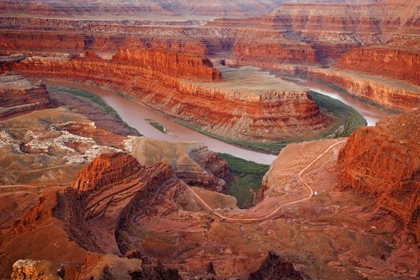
[1,49,331,141]
[338,109,420,241]
[0,72,52,118]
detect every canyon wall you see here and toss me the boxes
[0,49,330,141]
[338,109,420,241]
[0,72,51,117]
[338,47,420,86]
[305,68,420,112]
[72,152,181,254]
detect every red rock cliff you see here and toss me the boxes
[72,152,181,254]
[338,109,420,241]
[306,67,420,112]
[0,72,52,119]
[1,49,331,141]
[0,72,50,107]
[338,47,420,86]
[112,47,221,81]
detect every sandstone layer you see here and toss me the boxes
[338,47,420,86]
[305,67,420,112]
[338,109,420,241]
[0,49,331,141]
[0,0,289,18]
[0,72,52,118]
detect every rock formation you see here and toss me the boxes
[305,67,420,112]
[0,72,51,118]
[0,49,331,141]
[0,74,135,186]
[72,152,183,254]
[338,109,420,241]
[0,0,287,17]
[130,138,232,193]
[1,1,420,279]
[338,48,420,86]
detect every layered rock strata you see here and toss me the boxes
[1,49,330,141]
[338,47,420,86]
[72,152,184,254]
[305,67,420,112]
[0,72,51,118]
[0,0,287,17]
[338,109,420,241]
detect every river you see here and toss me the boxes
[46,78,392,165]
[293,78,391,126]
[47,81,278,165]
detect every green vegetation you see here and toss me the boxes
[310,91,367,137]
[177,119,290,155]
[146,118,167,133]
[48,85,122,119]
[309,78,400,114]
[218,153,269,209]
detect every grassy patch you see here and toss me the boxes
[48,85,121,119]
[47,85,139,134]
[309,78,400,114]
[177,119,290,155]
[310,91,367,137]
[146,118,167,133]
[218,153,269,209]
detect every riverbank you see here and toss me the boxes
[46,81,365,156]
[176,91,366,155]
[48,85,140,136]
[43,80,278,164]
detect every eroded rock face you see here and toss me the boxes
[1,50,330,141]
[72,152,183,254]
[0,0,286,17]
[338,48,420,86]
[0,72,51,118]
[338,109,420,240]
[0,74,135,186]
[305,67,420,112]
[130,138,231,193]
[0,152,184,278]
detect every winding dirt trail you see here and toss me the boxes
[187,139,347,222]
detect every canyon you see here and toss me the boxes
[1,49,331,142]
[0,0,420,279]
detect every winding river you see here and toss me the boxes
[294,78,391,126]
[48,81,278,164]
[46,78,392,165]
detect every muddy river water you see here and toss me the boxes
[47,78,392,165]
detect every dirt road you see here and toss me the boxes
[187,139,347,222]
